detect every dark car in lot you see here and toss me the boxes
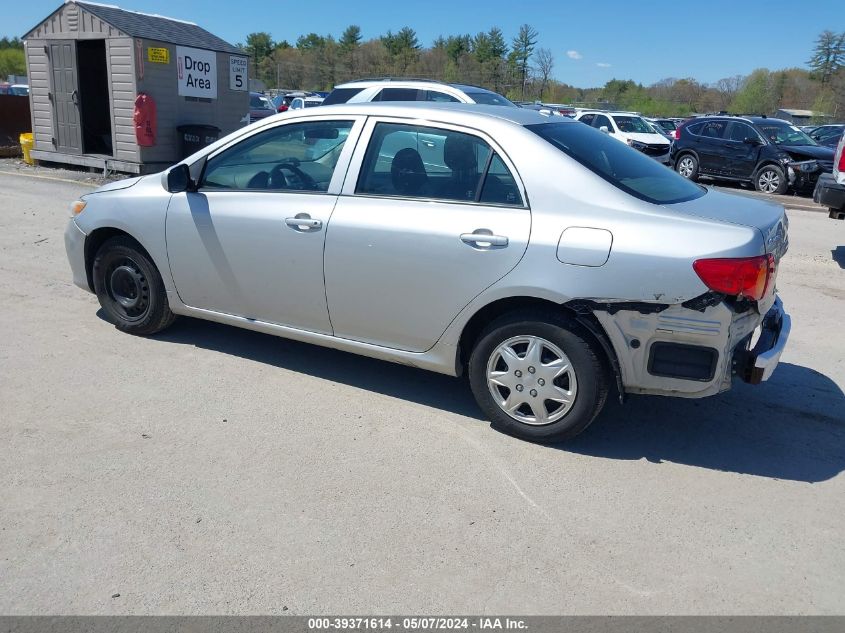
[809,124,844,148]
[670,115,835,194]
[249,92,275,124]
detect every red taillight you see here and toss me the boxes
[692,254,775,301]
[673,128,680,140]
[278,104,288,112]
[838,147,845,172]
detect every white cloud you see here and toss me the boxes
[596,62,611,68]
[566,50,582,60]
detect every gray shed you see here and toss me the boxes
[23,1,249,173]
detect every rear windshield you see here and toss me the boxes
[655,119,676,131]
[527,122,705,205]
[465,91,516,107]
[323,87,365,105]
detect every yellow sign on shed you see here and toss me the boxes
[147,47,170,64]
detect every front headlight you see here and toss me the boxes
[789,160,819,173]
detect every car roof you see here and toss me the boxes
[263,101,561,127]
[578,111,643,117]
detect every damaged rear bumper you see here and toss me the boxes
[734,297,791,385]
[591,294,790,399]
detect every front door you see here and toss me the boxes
[166,118,362,333]
[48,41,82,154]
[324,120,531,353]
[723,121,764,179]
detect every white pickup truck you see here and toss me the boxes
[814,132,845,219]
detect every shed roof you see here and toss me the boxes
[27,1,243,55]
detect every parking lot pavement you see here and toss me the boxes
[708,180,827,212]
[1,172,844,615]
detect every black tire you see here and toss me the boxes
[467,310,609,443]
[92,235,175,335]
[754,164,788,195]
[675,153,699,181]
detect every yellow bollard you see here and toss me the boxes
[19,133,34,165]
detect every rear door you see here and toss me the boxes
[48,41,82,154]
[324,119,531,352]
[695,120,730,175]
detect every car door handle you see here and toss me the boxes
[461,232,508,247]
[285,214,322,231]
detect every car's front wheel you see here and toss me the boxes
[92,235,176,335]
[675,153,699,181]
[468,311,608,442]
[754,164,788,194]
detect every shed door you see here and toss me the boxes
[48,41,82,154]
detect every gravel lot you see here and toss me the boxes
[0,171,843,615]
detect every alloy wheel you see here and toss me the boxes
[678,157,695,178]
[758,169,780,193]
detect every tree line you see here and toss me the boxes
[0,36,26,80]
[241,27,845,120]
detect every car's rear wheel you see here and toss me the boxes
[754,164,788,194]
[468,311,608,442]
[92,235,175,335]
[675,153,699,180]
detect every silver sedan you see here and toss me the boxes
[65,103,790,442]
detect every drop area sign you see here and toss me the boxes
[176,46,217,99]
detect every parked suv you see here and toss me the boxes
[671,116,835,194]
[574,111,671,163]
[323,79,516,107]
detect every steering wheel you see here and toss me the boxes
[269,160,318,190]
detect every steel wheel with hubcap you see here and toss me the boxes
[486,335,577,425]
[468,310,608,442]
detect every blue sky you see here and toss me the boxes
[6,0,842,88]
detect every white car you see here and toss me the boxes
[323,80,516,107]
[290,96,324,110]
[575,111,671,163]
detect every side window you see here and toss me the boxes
[479,154,523,206]
[727,122,756,143]
[686,122,703,135]
[375,88,423,102]
[593,115,612,131]
[426,90,460,102]
[201,120,354,192]
[700,120,728,139]
[579,114,596,125]
[356,122,522,206]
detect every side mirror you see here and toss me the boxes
[166,163,194,193]
[599,126,610,134]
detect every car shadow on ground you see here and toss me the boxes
[148,315,845,483]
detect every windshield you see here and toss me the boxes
[527,122,705,204]
[758,122,817,146]
[613,116,656,134]
[250,95,273,110]
[465,91,516,107]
